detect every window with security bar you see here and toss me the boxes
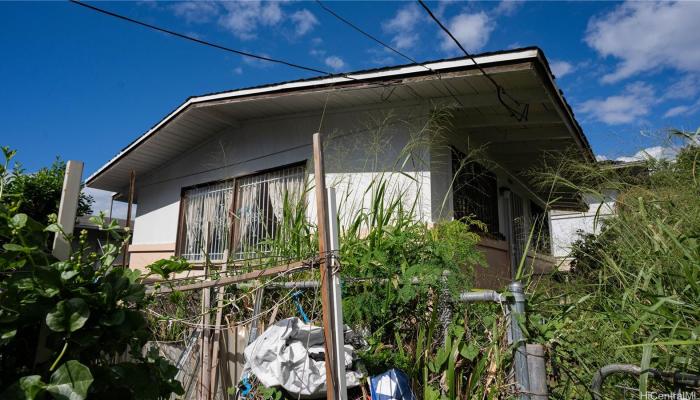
[510,192,527,267]
[179,180,235,262]
[230,165,306,260]
[451,147,500,237]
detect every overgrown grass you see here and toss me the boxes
[527,130,700,399]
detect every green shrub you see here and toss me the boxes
[0,148,183,400]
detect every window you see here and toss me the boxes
[510,192,526,265]
[230,165,306,260]
[451,148,499,235]
[179,180,235,262]
[177,164,306,263]
[530,201,551,254]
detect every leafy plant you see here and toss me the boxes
[0,148,183,399]
[0,151,93,224]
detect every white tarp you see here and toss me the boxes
[243,317,363,398]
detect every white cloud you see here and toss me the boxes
[550,60,575,78]
[383,4,423,50]
[663,98,700,118]
[171,1,218,24]
[595,154,609,162]
[663,105,690,118]
[585,1,700,83]
[290,9,318,36]
[663,74,700,101]
[218,1,283,40]
[493,0,522,16]
[324,56,346,71]
[440,11,493,53]
[579,82,656,125]
[615,146,678,162]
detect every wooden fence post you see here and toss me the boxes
[52,160,83,261]
[313,132,347,400]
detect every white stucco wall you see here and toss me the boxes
[131,106,435,246]
[550,192,617,260]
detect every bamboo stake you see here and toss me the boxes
[200,224,212,400]
[146,260,311,294]
[210,250,228,399]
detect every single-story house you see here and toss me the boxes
[550,160,647,270]
[85,47,594,289]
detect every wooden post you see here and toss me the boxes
[122,171,135,267]
[312,132,340,400]
[210,250,228,399]
[52,160,83,261]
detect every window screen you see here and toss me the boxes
[231,165,306,260]
[451,148,499,235]
[179,180,235,262]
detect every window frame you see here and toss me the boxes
[175,161,307,263]
[450,147,500,237]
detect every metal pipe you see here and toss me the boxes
[526,344,548,399]
[460,290,506,303]
[509,281,531,400]
[591,364,641,400]
[591,364,700,400]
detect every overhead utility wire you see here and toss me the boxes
[70,0,332,76]
[315,0,464,107]
[315,0,422,66]
[416,0,530,122]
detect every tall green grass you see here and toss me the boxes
[528,131,700,398]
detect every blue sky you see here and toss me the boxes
[2,1,699,213]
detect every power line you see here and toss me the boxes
[315,0,422,67]
[69,0,331,76]
[314,0,464,106]
[416,0,529,122]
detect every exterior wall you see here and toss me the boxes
[129,106,433,267]
[428,129,557,287]
[550,192,616,269]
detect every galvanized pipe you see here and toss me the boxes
[591,364,700,400]
[509,281,531,400]
[459,290,506,303]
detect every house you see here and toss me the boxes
[85,47,594,289]
[73,215,131,266]
[550,160,647,270]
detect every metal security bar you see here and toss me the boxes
[511,192,526,266]
[451,148,500,235]
[231,166,305,260]
[180,180,235,262]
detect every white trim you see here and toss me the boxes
[86,49,540,185]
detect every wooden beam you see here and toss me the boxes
[122,171,135,267]
[146,260,310,295]
[452,111,562,129]
[312,132,337,400]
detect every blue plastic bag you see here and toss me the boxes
[369,369,416,400]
